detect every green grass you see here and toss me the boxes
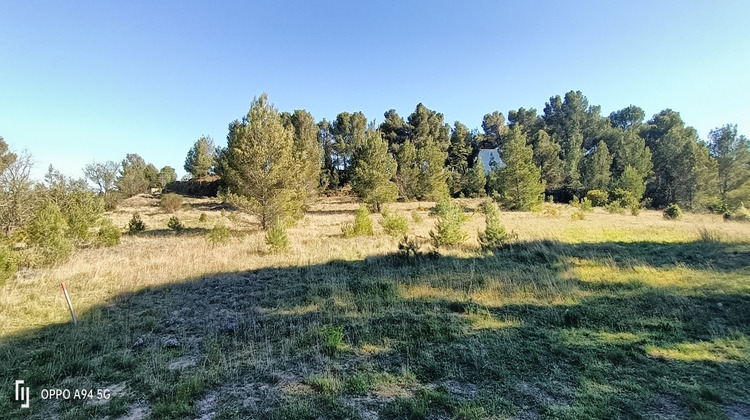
[1,236,749,418]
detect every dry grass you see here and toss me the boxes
[1,194,749,419]
[2,195,748,338]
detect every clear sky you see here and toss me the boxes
[1,1,749,181]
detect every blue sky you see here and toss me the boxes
[1,1,749,181]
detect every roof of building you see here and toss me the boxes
[476,148,504,174]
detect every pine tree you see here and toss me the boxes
[417,139,449,200]
[708,124,750,206]
[584,140,613,191]
[494,126,545,210]
[462,156,486,197]
[532,129,565,191]
[184,136,216,178]
[282,110,322,204]
[223,93,302,229]
[612,129,652,179]
[394,140,420,200]
[350,129,399,211]
[614,165,646,203]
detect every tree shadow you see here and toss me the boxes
[0,239,748,419]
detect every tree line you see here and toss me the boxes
[179,91,748,226]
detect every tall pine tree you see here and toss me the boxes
[224,94,302,229]
[350,129,399,211]
[493,126,545,210]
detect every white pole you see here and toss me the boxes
[61,283,77,326]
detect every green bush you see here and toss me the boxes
[198,213,208,223]
[379,208,409,237]
[320,325,346,354]
[96,218,121,247]
[265,219,289,252]
[429,197,467,247]
[0,243,17,286]
[580,197,593,212]
[63,190,105,243]
[127,212,146,234]
[663,203,683,220]
[478,200,508,249]
[585,190,609,207]
[103,191,122,211]
[605,201,626,215]
[159,193,183,213]
[724,203,750,222]
[205,223,231,245]
[571,209,586,220]
[167,216,184,232]
[343,205,373,237]
[26,201,75,266]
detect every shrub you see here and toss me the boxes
[605,201,626,215]
[127,212,146,234]
[380,209,409,237]
[63,190,105,243]
[629,202,641,216]
[96,218,121,247]
[571,209,586,220]
[198,213,208,223]
[205,223,231,245]
[725,203,750,222]
[0,243,17,286]
[663,203,683,220]
[167,216,184,232]
[411,210,423,224]
[320,325,346,354]
[429,197,467,247]
[26,201,74,266]
[542,204,561,218]
[103,191,122,211]
[398,235,422,256]
[580,197,593,212]
[265,219,289,252]
[343,205,373,237]
[160,193,183,213]
[478,200,508,249]
[585,190,609,207]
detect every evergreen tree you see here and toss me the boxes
[584,140,613,191]
[708,124,750,205]
[350,129,399,212]
[117,153,149,197]
[508,107,540,139]
[184,136,216,178]
[494,126,545,210]
[144,163,160,188]
[282,109,323,203]
[531,129,565,191]
[317,119,337,189]
[331,111,367,183]
[223,93,302,229]
[611,129,652,179]
[481,111,507,149]
[609,105,645,131]
[394,140,420,200]
[417,139,449,200]
[379,109,408,151]
[462,156,486,197]
[158,166,177,188]
[614,165,646,203]
[642,109,717,208]
[447,122,473,194]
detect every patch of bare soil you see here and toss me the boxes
[115,401,151,420]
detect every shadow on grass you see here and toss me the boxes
[1,239,749,419]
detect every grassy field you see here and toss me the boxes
[1,195,749,419]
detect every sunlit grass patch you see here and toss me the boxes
[646,333,750,362]
[563,329,646,346]
[567,259,750,293]
[562,226,694,244]
[464,313,521,330]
